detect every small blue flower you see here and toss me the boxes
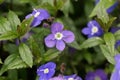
[110,27,120,34]
[25,9,50,27]
[49,75,64,80]
[64,74,82,80]
[45,22,75,51]
[85,69,108,80]
[95,0,118,14]
[82,20,103,38]
[110,54,120,80]
[37,62,56,80]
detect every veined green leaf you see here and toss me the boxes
[0,54,28,76]
[104,32,115,56]
[67,41,81,50]
[44,49,61,61]
[0,31,18,41]
[100,45,115,64]
[19,43,33,67]
[17,17,33,37]
[90,0,116,17]
[80,37,104,49]
[0,17,11,34]
[7,11,21,30]
[114,30,120,40]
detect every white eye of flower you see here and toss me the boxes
[34,12,40,17]
[91,26,98,35]
[94,76,101,80]
[68,78,74,80]
[44,68,49,74]
[54,32,63,40]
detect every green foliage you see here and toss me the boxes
[90,0,116,17]
[114,30,120,40]
[0,31,18,41]
[80,37,104,49]
[0,54,28,76]
[100,45,115,64]
[43,49,61,61]
[7,11,21,30]
[103,32,116,56]
[19,43,33,67]
[17,17,33,37]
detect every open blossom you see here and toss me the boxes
[45,22,75,51]
[95,0,118,14]
[82,20,103,38]
[64,74,82,80]
[25,9,50,27]
[110,54,120,80]
[49,75,64,80]
[85,69,108,80]
[37,62,56,80]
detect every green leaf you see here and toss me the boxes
[80,37,104,49]
[0,31,18,41]
[100,45,115,64]
[19,43,33,67]
[96,6,109,23]
[0,0,4,4]
[3,43,18,54]
[28,36,42,64]
[0,54,28,76]
[44,49,61,61]
[90,0,116,17]
[0,17,11,34]
[67,41,81,50]
[104,32,115,56]
[114,30,120,40]
[17,17,33,37]
[7,11,21,30]
[0,58,2,64]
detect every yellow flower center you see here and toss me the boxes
[95,76,101,80]
[91,26,98,35]
[44,68,49,74]
[55,32,63,40]
[68,78,74,80]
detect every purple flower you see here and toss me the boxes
[110,27,120,34]
[115,40,120,49]
[49,75,64,80]
[110,54,120,80]
[25,9,50,27]
[64,74,82,80]
[95,0,118,14]
[37,62,56,80]
[85,69,108,80]
[82,20,103,38]
[45,22,75,51]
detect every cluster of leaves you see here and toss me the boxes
[0,0,119,80]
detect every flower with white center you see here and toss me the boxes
[68,78,74,80]
[85,69,108,80]
[82,20,103,38]
[37,62,56,80]
[25,9,50,27]
[45,22,75,51]
[91,26,98,35]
